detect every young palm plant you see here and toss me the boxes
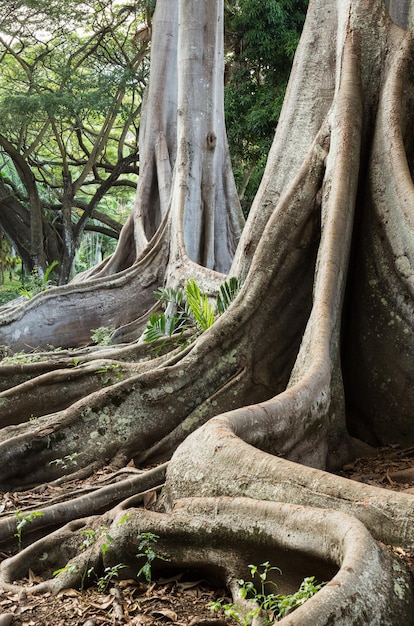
[143,277,240,343]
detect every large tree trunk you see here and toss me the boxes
[0,0,414,623]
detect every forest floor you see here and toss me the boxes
[0,444,413,626]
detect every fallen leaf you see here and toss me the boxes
[131,614,154,625]
[57,588,80,598]
[177,580,203,591]
[151,609,178,621]
[28,569,43,584]
[87,595,115,610]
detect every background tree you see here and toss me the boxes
[0,0,150,283]
[0,233,16,285]
[224,0,308,215]
[0,1,414,623]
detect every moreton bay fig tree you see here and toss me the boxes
[0,1,414,623]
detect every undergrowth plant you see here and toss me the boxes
[20,260,58,298]
[96,564,126,592]
[136,531,170,583]
[2,350,48,364]
[209,561,325,624]
[49,453,79,470]
[144,276,240,344]
[79,525,113,554]
[14,511,44,551]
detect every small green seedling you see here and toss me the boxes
[96,363,122,386]
[136,531,169,583]
[49,453,79,470]
[276,576,325,617]
[67,357,80,367]
[96,564,126,592]
[19,260,58,298]
[53,563,78,577]
[209,600,254,625]
[79,525,113,554]
[14,511,44,550]
[210,562,325,624]
[79,528,98,551]
[116,513,133,526]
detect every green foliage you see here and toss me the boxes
[136,531,169,583]
[79,525,113,554]
[209,599,247,623]
[49,453,79,470]
[53,561,126,593]
[96,363,122,386]
[14,510,44,551]
[96,564,127,593]
[79,528,99,551]
[117,513,133,526]
[20,261,59,298]
[91,327,114,346]
[0,287,21,305]
[0,0,150,279]
[144,312,173,343]
[144,277,241,345]
[1,349,46,364]
[210,561,324,624]
[0,232,17,286]
[52,563,78,578]
[216,276,241,314]
[185,278,216,331]
[276,576,324,617]
[67,357,81,367]
[224,0,308,216]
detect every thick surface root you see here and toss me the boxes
[0,497,412,625]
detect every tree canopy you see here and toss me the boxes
[0,0,151,283]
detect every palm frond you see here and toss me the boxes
[154,286,185,306]
[185,278,215,331]
[216,277,240,314]
[143,313,168,342]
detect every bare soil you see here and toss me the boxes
[0,445,413,625]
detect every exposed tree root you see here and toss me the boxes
[162,418,414,553]
[0,464,166,548]
[0,497,412,625]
